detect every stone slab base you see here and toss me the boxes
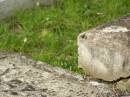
[0,52,116,97]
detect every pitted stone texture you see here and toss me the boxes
[0,52,116,97]
[78,14,130,82]
[116,79,130,93]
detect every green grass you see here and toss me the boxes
[0,0,130,73]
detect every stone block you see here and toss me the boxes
[0,52,116,97]
[78,14,130,81]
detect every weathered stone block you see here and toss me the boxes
[78,14,130,82]
[0,52,116,97]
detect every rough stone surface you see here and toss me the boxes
[78,14,130,82]
[0,52,116,97]
[116,79,130,93]
[0,0,55,20]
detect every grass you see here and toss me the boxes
[0,0,130,73]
